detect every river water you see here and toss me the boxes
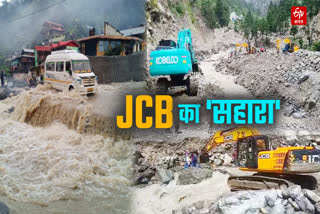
[0,85,134,214]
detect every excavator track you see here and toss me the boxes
[228,175,292,191]
[228,174,318,191]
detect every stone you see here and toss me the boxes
[314,201,320,213]
[303,189,320,204]
[177,168,213,185]
[295,194,315,213]
[270,203,285,214]
[0,88,10,101]
[8,106,14,113]
[287,185,302,199]
[136,176,149,185]
[222,154,232,166]
[156,167,174,184]
[213,159,224,166]
[0,202,9,214]
[286,205,295,214]
[292,111,306,119]
[260,207,269,214]
[142,168,155,179]
[199,208,209,214]
[276,189,283,199]
[288,198,300,211]
[217,191,266,214]
[195,201,205,210]
[282,199,288,206]
[298,74,309,84]
[265,189,278,207]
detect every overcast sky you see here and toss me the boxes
[0,0,10,6]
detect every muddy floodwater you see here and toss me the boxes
[0,85,136,214]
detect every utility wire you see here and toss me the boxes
[8,0,66,22]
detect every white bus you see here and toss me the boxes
[45,50,97,95]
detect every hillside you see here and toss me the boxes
[146,0,243,57]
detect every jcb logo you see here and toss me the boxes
[259,154,270,159]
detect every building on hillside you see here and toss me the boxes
[77,35,142,56]
[120,25,146,51]
[104,21,122,36]
[41,21,65,43]
[35,40,80,66]
[10,49,35,73]
[120,25,146,39]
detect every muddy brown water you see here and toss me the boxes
[0,85,135,214]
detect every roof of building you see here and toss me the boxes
[77,35,142,42]
[35,46,52,52]
[35,41,80,52]
[22,48,35,54]
[11,55,35,61]
[51,41,80,49]
[45,21,64,28]
[120,26,146,36]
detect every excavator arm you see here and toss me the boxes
[203,127,261,153]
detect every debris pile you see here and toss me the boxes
[217,50,320,126]
[174,185,320,214]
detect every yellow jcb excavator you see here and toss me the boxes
[200,127,320,191]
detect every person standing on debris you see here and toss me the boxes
[184,152,191,168]
[191,151,198,167]
[0,70,4,87]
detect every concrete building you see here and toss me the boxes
[41,21,65,43]
[77,35,142,56]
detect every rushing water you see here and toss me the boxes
[0,86,134,214]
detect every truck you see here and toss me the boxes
[45,50,97,95]
[149,29,201,96]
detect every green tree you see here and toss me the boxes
[242,10,254,39]
[290,26,298,39]
[215,0,229,27]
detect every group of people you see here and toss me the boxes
[184,151,199,168]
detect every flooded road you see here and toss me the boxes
[0,84,141,214]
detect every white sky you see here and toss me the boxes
[0,0,11,6]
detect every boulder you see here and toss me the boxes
[265,189,278,207]
[216,190,266,214]
[303,190,320,204]
[0,202,9,214]
[177,168,213,185]
[284,185,302,199]
[142,168,155,179]
[288,198,300,211]
[214,159,224,166]
[314,201,320,213]
[295,194,315,213]
[0,88,9,101]
[221,154,232,166]
[270,203,285,214]
[156,167,174,184]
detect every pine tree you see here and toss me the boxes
[215,0,229,27]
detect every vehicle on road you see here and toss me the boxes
[149,29,201,96]
[45,50,97,95]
